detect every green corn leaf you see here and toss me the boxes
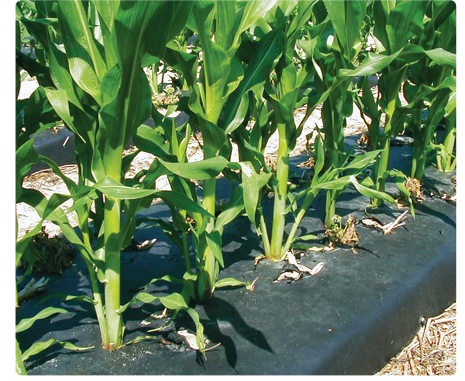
[16,141,39,201]
[66,187,99,214]
[47,42,84,110]
[164,45,198,88]
[215,0,237,51]
[158,156,229,180]
[224,27,284,130]
[423,48,456,70]
[139,1,175,67]
[191,1,230,123]
[214,277,251,290]
[184,308,206,354]
[92,0,119,31]
[93,176,156,199]
[324,0,366,61]
[159,292,189,310]
[16,340,27,375]
[314,176,352,191]
[35,293,97,307]
[287,0,318,42]
[343,150,382,171]
[238,162,260,226]
[57,0,106,104]
[118,292,187,315]
[21,339,93,363]
[232,0,278,46]
[292,234,319,243]
[224,92,250,135]
[338,49,403,78]
[349,176,396,204]
[43,88,86,144]
[198,117,229,157]
[99,63,122,107]
[132,124,171,158]
[16,307,70,333]
[385,0,428,54]
[93,177,214,217]
[205,230,224,268]
[215,185,245,234]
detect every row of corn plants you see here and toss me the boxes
[16,0,455,373]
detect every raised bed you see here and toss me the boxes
[16,140,456,375]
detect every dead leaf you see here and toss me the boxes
[247,277,259,291]
[151,307,168,319]
[177,329,206,351]
[254,254,266,266]
[362,211,409,235]
[176,329,221,353]
[310,261,325,275]
[273,270,302,283]
[361,218,384,230]
[286,252,313,274]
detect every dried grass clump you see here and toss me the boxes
[377,303,456,375]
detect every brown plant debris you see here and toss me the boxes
[361,210,409,235]
[377,303,456,376]
[254,254,266,267]
[297,156,316,168]
[126,238,158,251]
[286,251,325,276]
[273,270,302,284]
[273,251,324,284]
[325,215,359,248]
[404,177,424,200]
[247,277,260,292]
[25,228,77,274]
[438,176,457,202]
[265,154,278,172]
[176,329,221,352]
[396,177,425,207]
[357,133,371,149]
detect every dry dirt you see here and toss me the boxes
[16,95,456,375]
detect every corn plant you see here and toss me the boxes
[403,76,456,183]
[305,0,368,226]
[404,0,456,179]
[16,0,217,351]
[157,0,285,297]
[221,1,389,261]
[355,0,439,200]
[348,0,455,206]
